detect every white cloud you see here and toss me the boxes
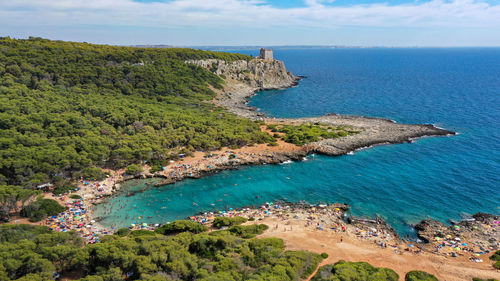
[0,0,499,45]
[1,0,499,27]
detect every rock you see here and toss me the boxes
[414,214,499,250]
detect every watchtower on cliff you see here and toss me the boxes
[258,48,273,60]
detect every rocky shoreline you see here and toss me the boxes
[188,58,455,156]
[85,58,457,219]
[91,58,456,202]
[189,201,498,259]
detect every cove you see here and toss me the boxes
[94,48,500,237]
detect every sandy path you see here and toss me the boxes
[252,217,500,281]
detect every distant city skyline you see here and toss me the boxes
[2,0,500,47]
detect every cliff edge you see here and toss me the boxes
[186,58,454,156]
[186,58,299,118]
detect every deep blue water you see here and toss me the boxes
[95,48,500,237]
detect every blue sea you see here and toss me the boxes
[94,48,500,237]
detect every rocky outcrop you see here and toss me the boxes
[186,59,298,90]
[269,116,454,156]
[186,58,455,156]
[186,58,299,119]
[414,213,499,251]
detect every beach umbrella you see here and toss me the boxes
[90,220,95,223]
[409,244,414,248]
[462,243,467,246]
[131,223,136,227]
[142,223,147,227]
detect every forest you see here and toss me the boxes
[0,223,324,281]
[0,37,274,213]
[0,222,455,281]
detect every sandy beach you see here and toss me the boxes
[189,202,499,281]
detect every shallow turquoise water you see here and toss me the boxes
[95,48,500,236]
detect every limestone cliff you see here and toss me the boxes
[186,58,299,119]
[186,59,298,90]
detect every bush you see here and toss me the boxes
[82,167,106,181]
[149,165,162,173]
[490,250,500,261]
[125,164,143,176]
[321,252,329,259]
[69,194,82,199]
[154,220,208,235]
[472,278,499,281]
[52,180,77,195]
[405,271,438,281]
[115,228,131,237]
[494,260,500,270]
[311,260,399,281]
[21,199,65,222]
[212,216,247,228]
[129,230,156,237]
[228,224,269,238]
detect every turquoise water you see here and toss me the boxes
[95,48,500,236]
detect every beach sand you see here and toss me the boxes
[251,216,499,281]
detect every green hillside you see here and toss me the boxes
[0,37,272,193]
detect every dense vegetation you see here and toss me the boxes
[212,216,247,228]
[0,224,83,280]
[311,260,399,281]
[0,37,274,215]
[154,220,208,235]
[20,198,65,222]
[267,123,358,146]
[0,185,40,219]
[0,223,324,281]
[490,250,500,269]
[405,270,438,281]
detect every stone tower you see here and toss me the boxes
[258,48,273,60]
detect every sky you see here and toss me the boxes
[1,0,500,46]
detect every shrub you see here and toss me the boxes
[472,278,499,281]
[69,194,82,199]
[212,216,247,228]
[52,180,77,195]
[320,252,329,259]
[490,250,500,261]
[129,230,156,237]
[149,165,162,173]
[494,261,500,270]
[311,260,399,281]
[268,141,279,146]
[21,199,65,222]
[405,270,438,281]
[126,164,143,176]
[154,220,208,235]
[115,228,131,237]
[82,167,106,181]
[228,224,269,238]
